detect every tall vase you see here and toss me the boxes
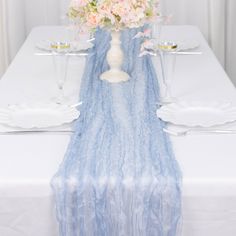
[100,31,130,83]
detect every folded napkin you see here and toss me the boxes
[52,28,182,236]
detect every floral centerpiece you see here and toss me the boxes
[69,0,160,83]
[69,0,159,30]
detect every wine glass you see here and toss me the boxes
[152,15,172,48]
[51,42,70,104]
[158,41,178,104]
[67,18,95,47]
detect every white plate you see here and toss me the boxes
[36,40,94,53]
[177,40,200,51]
[0,103,80,129]
[156,102,236,127]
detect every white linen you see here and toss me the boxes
[0,26,236,236]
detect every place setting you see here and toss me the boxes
[156,84,236,137]
[35,23,95,57]
[0,24,98,135]
[138,16,202,57]
[0,63,83,134]
[0,35,94,135]
[155,54,236,136]
[149,23,236,136]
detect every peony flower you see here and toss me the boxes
[86,12,101,28]
[68,0,160,31]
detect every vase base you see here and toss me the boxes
[100,70,130,83]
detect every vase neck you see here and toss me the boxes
[111,31,121,42]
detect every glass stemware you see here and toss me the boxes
[158,41,178,104]
[151,15,171,48]
[51,42,70,104]
[68,19,95,47]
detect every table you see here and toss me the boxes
[0,26,236,236]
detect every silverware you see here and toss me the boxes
[172,51,203,55]
[70,101,83,108]
[87,37,95,42]
[35,53,89,56]
[156,101,174,107]
[150,51,203,56]
[163,128,236,136]
[0,130,73,135]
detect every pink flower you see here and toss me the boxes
[133,29,152,39]
[140,39,155,51]
[86,13,101,28]
[68,0,160,31]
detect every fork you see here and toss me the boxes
[148,51,203,57]
[163,128,236,136]
[0,130,74,135]
[35,52,89,56]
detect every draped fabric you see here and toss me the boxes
[0,0,70,78]
[52,29,182,236]
[0,0,9,77]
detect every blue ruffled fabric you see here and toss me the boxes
[51,28,182,236]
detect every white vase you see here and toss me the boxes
[100,31,130,83]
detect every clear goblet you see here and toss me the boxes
[158,41,178,104]
[67,19,95,47]
[51,42,70,104]
[152,15,171,49]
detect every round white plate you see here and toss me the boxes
[36,40,94,53]
[156,102,236,127]
[177,40,200,51]
[0,103,80,129]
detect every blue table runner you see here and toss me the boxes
[52,28,182,236]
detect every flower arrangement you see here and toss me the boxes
[68,0,159,31]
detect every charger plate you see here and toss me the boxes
[156,102,236,127]
[0,103,80,129]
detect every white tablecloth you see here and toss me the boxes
[0,26,236,236]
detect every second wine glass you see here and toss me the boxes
[158,41,178,104]
[51,42,70,104]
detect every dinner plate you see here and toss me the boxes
[177,40,200,51]
[156,102,236,127]
[0,103,80,129]
[36,40,94,53]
